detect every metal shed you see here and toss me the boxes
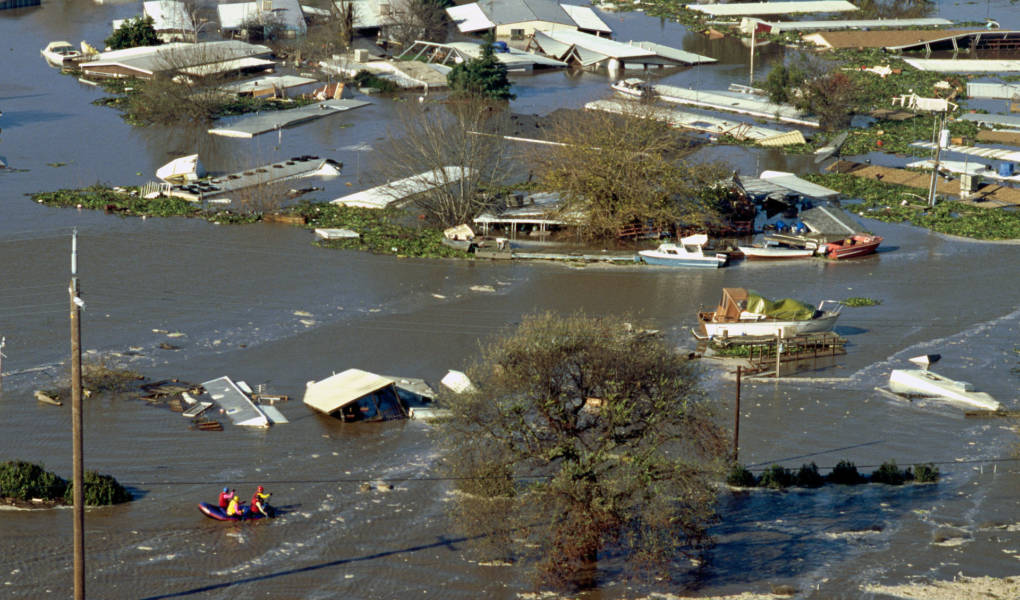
[303,369,409,422]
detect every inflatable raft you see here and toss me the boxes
[198,502,274,521]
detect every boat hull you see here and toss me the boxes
[198,502,273,521]
[888,369,1001,411]
[737,246,814,260]
[639,252,726,268]
[822,235,882,259]
[700,313,839,339]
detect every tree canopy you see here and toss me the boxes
[435,312,728,589]
[446,40,515,101]
[531,106,725,239]
[105,16,161,50]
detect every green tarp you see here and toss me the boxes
[745,291,815,321]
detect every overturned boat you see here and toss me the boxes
[696,287,841,340]
[888,354,1001,411]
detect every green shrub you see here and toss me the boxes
[0,461,68,501]
[795,462,825,488]
[842,297,881,307]
[827,460,866,485]
[870,461,910,485]
[758,464,795,489]
[913,463,940,483]
[726,464,757,487]
[64,470,133,506]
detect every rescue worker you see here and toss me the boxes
[226,494,248,519]
[218,487,234,510]
[250,486,271,517]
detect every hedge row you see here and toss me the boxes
[727,460,939,490]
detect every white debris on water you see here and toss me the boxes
[137,546,152,551]
[300,319,316,327]
[470,285,495,293]
[166,332,185,338]
[431,293,446,299]
[294,310,313,317]
[865,576,1020,599]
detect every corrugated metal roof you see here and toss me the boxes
[446,3,494,33]
[626,41,716,65]
[756,17,953,32]
[445,41,567,68]
[759,171,839,199]
[82,41,272,76]
[616,81,819,127]
[966,82,1020,99]
[803,29,982,50]
[203,376,270,427]
[560,3,612,33]
[903,58,1020,72]
[219,74,318,94]
[179,56,276,77]
[959,112,1020,129]
[585,99,789,141]
[534,30,655,61]
[332,167,472,209]
[798,205,860,235]
[303,369,395,415]
[686,1,858,17]
[911,141,1020,162]
[885,30,1020,51]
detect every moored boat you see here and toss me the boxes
[638,234,727,268]
[696,287,841,339]
[41,41,82,67]
[737,238,817,260]
[820,233,882,259]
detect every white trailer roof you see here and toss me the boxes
[759,170,840,199]
[749,17,953,32]
[332,167,473,209]
[446,2,494,33]
[202,376,269,427]
[686,1,858,17]
[560,3,612,33]
[303,369,394,415]
[626,41,716,65]
[959,112,1020,129]
[144,0,195,32]
[910,141,1020,162]
[903,58,1020,72]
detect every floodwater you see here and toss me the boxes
[2,2,1019,598]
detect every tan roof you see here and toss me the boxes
[803,29,983,50]
[303,368,395,414]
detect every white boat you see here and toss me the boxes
[738,238,816,260]
[638,234,727,268]
[41,41,82,67]
[888,355,1001,411]
[696,287,841,339]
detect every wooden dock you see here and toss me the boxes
[712,332,847,377]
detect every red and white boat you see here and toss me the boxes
[820,234,882,259]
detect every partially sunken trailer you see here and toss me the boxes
[303,368,408,422]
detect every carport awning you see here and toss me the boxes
[303,368,395,414]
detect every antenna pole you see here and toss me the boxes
[70,229,85,600]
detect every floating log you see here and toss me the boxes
[34,390,62,406]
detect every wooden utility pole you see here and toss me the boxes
[733,366,742,462]
[0,336,6,394]
[69,230,85,600]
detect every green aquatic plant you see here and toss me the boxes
[795,462,825,488]
[726,464,758,488]
[827,460,867,485]
[912,463,940,484]
[0,461,67,502]
[758,464,795,490]
[842,297,881,307]
[64,470,133,505]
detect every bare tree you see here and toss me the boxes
[528,103,726,240]
[386,0,449,51]
[375,100,515,227]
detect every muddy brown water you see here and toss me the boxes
[2,2,1020,598]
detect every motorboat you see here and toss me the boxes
[888,354,1001,411]
[738,238,817,260]
[41,41,82,67]
[638,234,727,268]
[820,233,882,259]
[696,287,841,339]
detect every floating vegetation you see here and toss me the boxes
[843,297,881,307]
[803,173,1020,240]
[287,201,473,259]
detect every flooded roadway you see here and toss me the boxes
[2,2,1020,598]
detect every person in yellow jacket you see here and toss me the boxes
[226,494,248,519]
